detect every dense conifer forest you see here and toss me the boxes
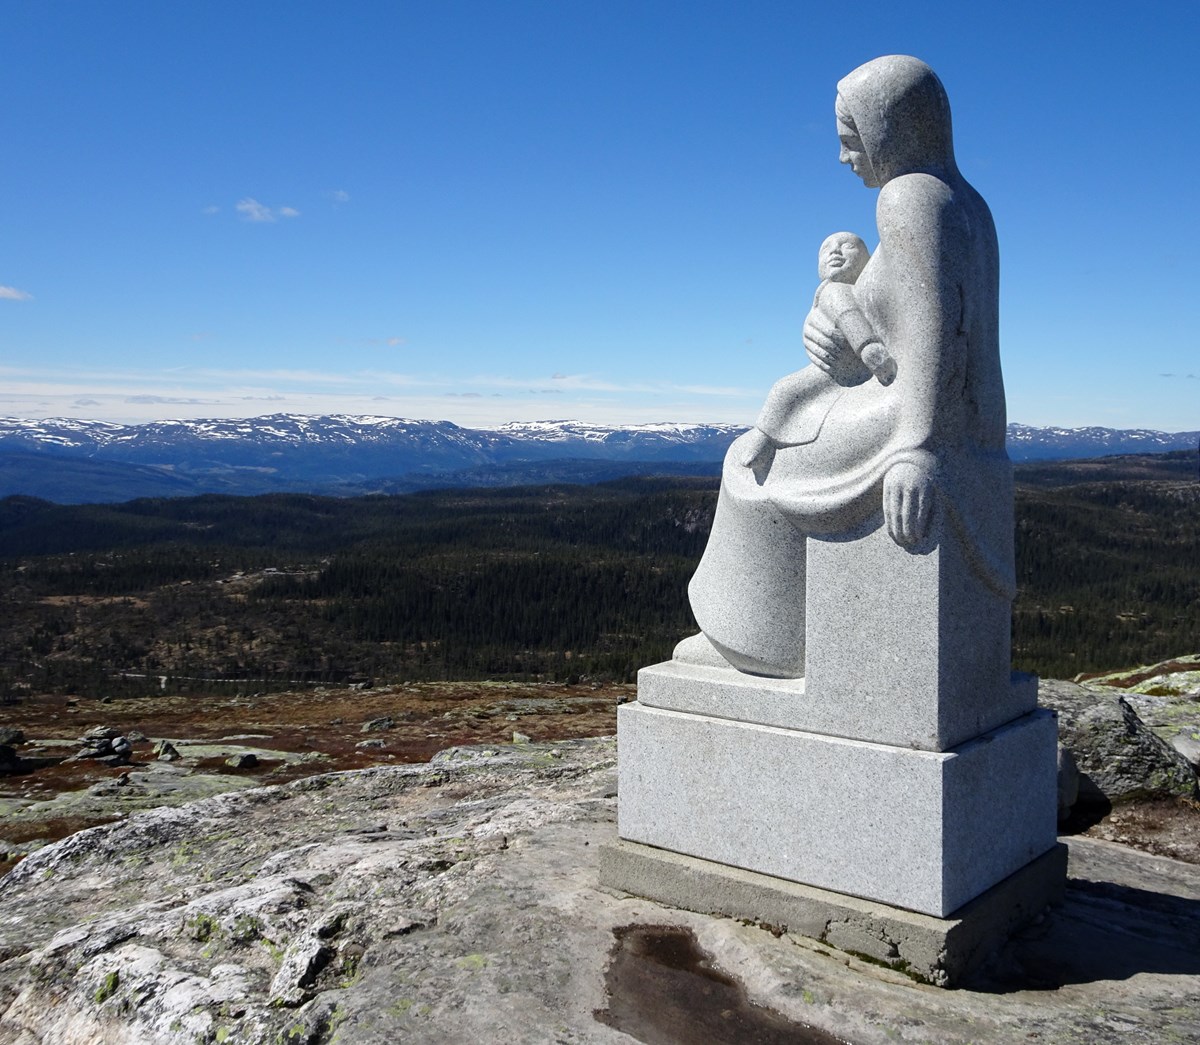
[0,453,1196,700]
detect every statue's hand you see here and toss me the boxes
[883,462,935,547]
[735,428,775,486]
[803,308,866,385]
[860,341,897,386]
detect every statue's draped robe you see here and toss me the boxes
[688,56,1015,679]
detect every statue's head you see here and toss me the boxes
[835,55,955,187]
[817,231,869,284]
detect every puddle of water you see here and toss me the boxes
[595,923,850,1045]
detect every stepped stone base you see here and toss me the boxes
[615,698,1059,917]
[599,839,1068,987]
[639,659,1038,753]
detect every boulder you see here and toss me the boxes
[1056,744,1079,823]
[68,726,126,762]
[67,742,112,762]
[0,728,25,747]
[1038,679,1198,807]
[1171,732,1200,770]
[225,753,259,770]
[0,745,20,775]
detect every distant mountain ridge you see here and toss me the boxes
[0,414,743,458]
[0,414,1196,504]
[1006,423,1200,460]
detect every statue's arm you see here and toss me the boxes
[803,297,869,386]
[875,174,963,544]
[822,283,895,386]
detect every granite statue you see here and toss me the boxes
[679,53,1014,679]
[610,55,1059,949]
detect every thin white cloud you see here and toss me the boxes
[346,335,408,347]
[0,286,32,301]
[0,364,162,383]
[191,367,368,385]
[202,205,220,215]
[473,373,654,394]
[236,198,275,222]
[0,361,771,429]
[675,382,761,397]
[471,373,757,398]
[236,198,299,223]
[330,189,350,204]
[125,395,223,405]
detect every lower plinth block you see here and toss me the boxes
[615,701,1059,918]
[598,838,1068,987]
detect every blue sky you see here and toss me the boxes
[1,1,1196,431]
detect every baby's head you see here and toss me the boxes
[818,231,869,284]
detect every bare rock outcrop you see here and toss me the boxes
[1,736,1199,1044]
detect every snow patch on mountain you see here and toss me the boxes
[492,419,745,443]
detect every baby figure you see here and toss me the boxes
[809,231,895,386]
[738,231,895,477]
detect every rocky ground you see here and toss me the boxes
[0,738,1198,1044]
[0,681,632,874]
[0,660,1196,1043]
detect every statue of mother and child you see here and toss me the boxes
[676,54,1015,680]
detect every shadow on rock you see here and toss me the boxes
[594,923,848,1045]
[969,876,1200,992]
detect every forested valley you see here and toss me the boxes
[0,452,1196,701]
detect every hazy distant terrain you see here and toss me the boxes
[0,452,1195,697]
[0,414,1196,503]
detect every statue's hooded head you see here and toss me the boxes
[835,55,955,188]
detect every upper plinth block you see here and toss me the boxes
[666,511,1033,751]
[804,510,1025,749]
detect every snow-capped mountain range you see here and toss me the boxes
[0,415,744,468]
[1005,423,1199,459]
[0,414,1195,504]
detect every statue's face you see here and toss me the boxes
[837,115,877,188]
[819,235,866,283]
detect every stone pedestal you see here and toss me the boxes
[615,693,1058,918]
[605,511,1063,979]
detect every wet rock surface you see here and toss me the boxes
[0,738,1198,1044]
